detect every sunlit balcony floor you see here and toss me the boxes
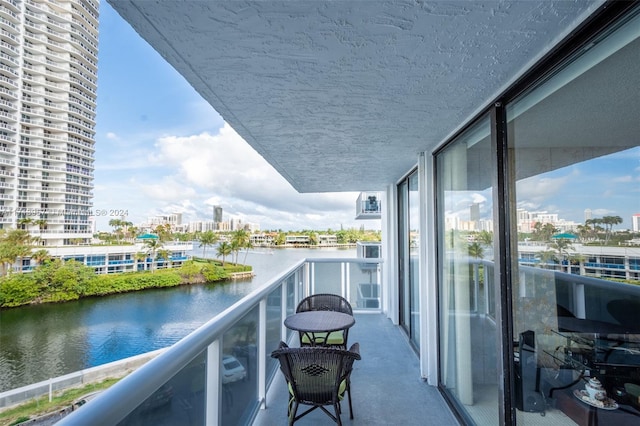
[253,313,460,425]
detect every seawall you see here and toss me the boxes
[0,348,167,411]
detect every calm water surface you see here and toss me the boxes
[0,247,354,392]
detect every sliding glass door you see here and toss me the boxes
[436,115,498,424]
[398,171,420,349]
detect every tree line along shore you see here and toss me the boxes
[0,226,381,309]
[0,259,250,309]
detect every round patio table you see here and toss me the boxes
[284,311,355,346]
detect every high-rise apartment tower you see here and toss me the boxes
[213,205,222,224]
[0,0,98,245]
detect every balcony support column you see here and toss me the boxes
[281,280,288,343]
[574,283,586,319]
[342,261,348,299]
[258,298,267,408]
[205,339,221,426]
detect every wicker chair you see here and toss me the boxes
[271,341,361,426]
[296,294,353,347]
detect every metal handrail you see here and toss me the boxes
[58,256,383,425]
[58,258,307,425]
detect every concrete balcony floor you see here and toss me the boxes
[253,313,459,425]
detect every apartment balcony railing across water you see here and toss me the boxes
[58,255,640,425]
[58,257,383,425]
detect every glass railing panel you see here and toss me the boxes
[265,285,283,382]
[310,261,342,295]
[221,306,259,426]
[484,262,496,319]
[118,351,206,426]
[347,261,381,310]
[285,271,296,341]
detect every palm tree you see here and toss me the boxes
[586,218,604,241]
[135,251,148,271]
[576,224,592,243]
[17,217,33,230]
[230,239,242,264]
[535,250,557,269]
[34,218,48,234]
[468,242,484,259]
[157,248,171,269]
[154,224,172,241]
[0,229,34,275]
[216,241,232,265]
[31,248,51,266]
[0,244,21,276]
[144,238,162,272]
[533,222,558,242]
[601,215,623,244]
[549,238,574,272]
[109,218,124,243]
[231,229,249,264]
[199,230,219,259]
[477,230,493,247]
[242,239,254,264]
[121,221,133,241]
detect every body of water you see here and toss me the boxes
[0,246,355,392]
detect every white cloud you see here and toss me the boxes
[516,175,570,204]
[93,123,372,231]
[136,177,199,202]
[591,208,616,216]
[612,175,634,183]
[149,124,279,192]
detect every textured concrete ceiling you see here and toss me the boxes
[107,0,603,193]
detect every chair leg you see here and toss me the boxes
[347,384,354,419]
[288,400,298,426]
[334,403,343,426]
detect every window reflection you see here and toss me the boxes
[437,115,497,424]
[508,10,640,425]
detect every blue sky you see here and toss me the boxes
[94,3,368,232]
[516,148,640,229]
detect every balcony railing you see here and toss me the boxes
[58,257,383,425]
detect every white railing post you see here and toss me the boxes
[296,267,301,303]
[342,262,347,299]
[308,261,314,296]
[258,298,267,408]
[281,281,288,342]
[205,339,221,426]
[574,283,586,319]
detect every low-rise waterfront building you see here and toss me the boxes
[249,233,275,246]
[19,241,193,274]
[284,235,309,245]
[317,234,337,246]
[518,243,640,282]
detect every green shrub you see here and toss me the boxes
[201,264,227,282]
[0,274,40,307]
[179,260,201,279]
[0,258,239,307]
[32,260,96,297]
